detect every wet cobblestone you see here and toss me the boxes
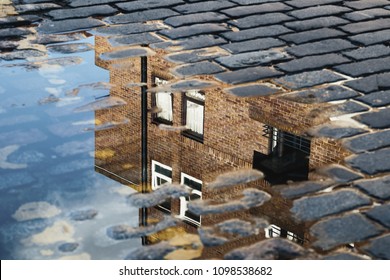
[1,0,390,261]
[291,190,371,221]
[310,213,384,250]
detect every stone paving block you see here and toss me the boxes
[286,0,343,8]
[318,164,364,182]
[344,73,390,93]
[225,84,279,97]
[38,18,106,34]
[343,8,390,21]
[109,33,163,47]
[366,204,390,228]
[276,53,349,73]
[215,50,290,70]
[100,48,154,61]
[173,1,237,14]
[229,13,294,29]
[285,16,350,31]
[47,5,117,20]
[221,25,292,42]
[362,234,390,260]
[346,147,390,175]
[68,0,127,8]
[276,181,334,200]
[172,61,226,77]
[35,33,87,45]
[221,37,285,54]
[344,0,390,10]
[286,39,356,57]
[343,130,390,154]
[288,5,351,19]
[94,23,165,36]
[117,0,185,12]
[354,175,390,200]
[0,27,35,38]
[332,100,370,115]
[353,108,390,129]
[58,243,79,253]
[229,0,280,4]
[343,44,390,60]
[220,2,291,17]
[158,23,228,39]
[349,29,390,46]
[165,48,229,64]
[340,18,390,34]
[322,252,369,260]
[105,9,179,24]
[281,85,360,103]
[164,12,228,27]
[274,69,344,90]
[47,43,94,54]
[15,3,61,14]
[169,80,217,91]
[0,15,41,27]
[214,66,282,85]
[356,90,390,107]
[280,27,346,44]
[308,123,367,140]
[0,49,46,61]
[291,190,371,221]
[334,57,390,77]
[224,238,319,260]
[152,35,227,51]
[310,213,384,250]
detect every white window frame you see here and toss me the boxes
[151,160,172,212]
[154,77,173,123]
[180,172,202,226]
[183,90,205,140]
[264,224,303,244]
[151,160,172,190]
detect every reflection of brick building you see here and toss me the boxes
[94,35,349,259]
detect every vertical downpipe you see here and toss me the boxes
[141,56,148,245]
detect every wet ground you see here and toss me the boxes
[0,15,142,260]
[1,1,390,260]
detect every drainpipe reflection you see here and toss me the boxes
[141,56,148,245]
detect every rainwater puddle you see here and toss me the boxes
[0,33,141,259]
[0,3,338,261]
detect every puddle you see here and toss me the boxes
[2,2,382,261]
[0,25,141,259]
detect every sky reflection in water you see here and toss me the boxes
[0,35,141,260]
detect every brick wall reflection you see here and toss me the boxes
[93,36,348,259]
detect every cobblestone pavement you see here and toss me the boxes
[1,0,390,259]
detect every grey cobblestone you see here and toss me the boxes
[221,37,285,54]
[310,213,384,250]
[276,53,349,73]
[346,147,390,175]
[363,234,390,260]
[354,175,390,200]
[285,16,350,31]
[286,39,356,57]
[291,190,371,221]
[343,130,390,153]
[215,66,282,84]
[221,25,292,42]
[274,70,344,90]
[280,27,346,44]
